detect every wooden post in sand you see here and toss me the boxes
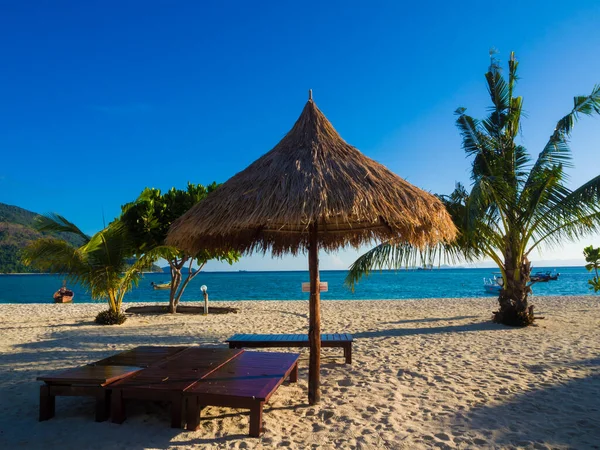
[308,222,321,405]
[201,285,208,315]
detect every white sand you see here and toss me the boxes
[0,296,598,449]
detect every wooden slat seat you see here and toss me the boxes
[37,345,187,422]
[92,345,188,368]
[184,351,300,437]
[109,347,244,428]
[226,333,353,364]
[37,365,144,385]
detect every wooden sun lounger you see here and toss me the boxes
[184,351,300,437]
[38,346,300,436]
[226,333,353,364]
[109,347,243,428]
[37,346,187,422]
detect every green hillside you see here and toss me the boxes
[0,203,84,273]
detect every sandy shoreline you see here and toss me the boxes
[0,296,598,449]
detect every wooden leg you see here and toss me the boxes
[171,396,183,429]
[345,344,352,364]
[111,389,125,424]
[95,390,110,422]
[249,402,264,437]
[185,397,202,431]
[39,385,55,421]
[289,362,298,383]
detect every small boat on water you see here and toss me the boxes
[53,285,74,303]
[483,274,503,294]
[530,270,559,282]
[484,269,559,294]
[151,281,171,290]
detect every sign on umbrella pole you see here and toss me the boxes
[301,282,328,292]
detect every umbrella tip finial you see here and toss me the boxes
[308,89,313,101]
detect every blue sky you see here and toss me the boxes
[1,1,599,271]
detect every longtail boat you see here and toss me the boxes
[53,287,74,303]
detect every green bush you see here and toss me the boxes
[95,309,127,325]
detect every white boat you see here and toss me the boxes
[483,274,503,294]
[151,281,171,290]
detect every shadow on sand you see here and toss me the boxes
[382,315,480,325]
[450,356,600,448]
[354,320,503,339]
[0,320,315,449]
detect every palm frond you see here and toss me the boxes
[562,173,600,206]
[507,52,519,107]
[527,211,600,255]
[344,241,421,288]
[35,213,90,242]
[455,109,487,157]
[22,238,88,282]
[83,222,135,270]
[485,52,510,117]
[524,85,600,194]
[528,174,600,244]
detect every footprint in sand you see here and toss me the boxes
[337,377,354,387]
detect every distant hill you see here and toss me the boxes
[126,258,163,273]
[0,203,87,273]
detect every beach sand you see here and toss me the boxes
[0,296,598,449]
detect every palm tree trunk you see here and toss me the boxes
[108,290,118,314]
[493,256,535,326]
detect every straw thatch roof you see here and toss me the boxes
[167,97,456,256]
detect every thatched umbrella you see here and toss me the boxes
[167,91,456,404]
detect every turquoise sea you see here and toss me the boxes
[0,266,595,304]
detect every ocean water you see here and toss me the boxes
[0,267,595,304]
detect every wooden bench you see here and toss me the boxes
[37,346,187,422]
[184,351,300,437]
[227,333,353,364]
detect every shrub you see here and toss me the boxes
[95,309,127,325]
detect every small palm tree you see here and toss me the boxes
[347,52,600,326]
[583,245,600,292]
[22,214,149,324]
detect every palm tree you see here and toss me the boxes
[22,214,150,324]
[347,52,600,326]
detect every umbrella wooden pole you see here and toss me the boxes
[308,222,321,405]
